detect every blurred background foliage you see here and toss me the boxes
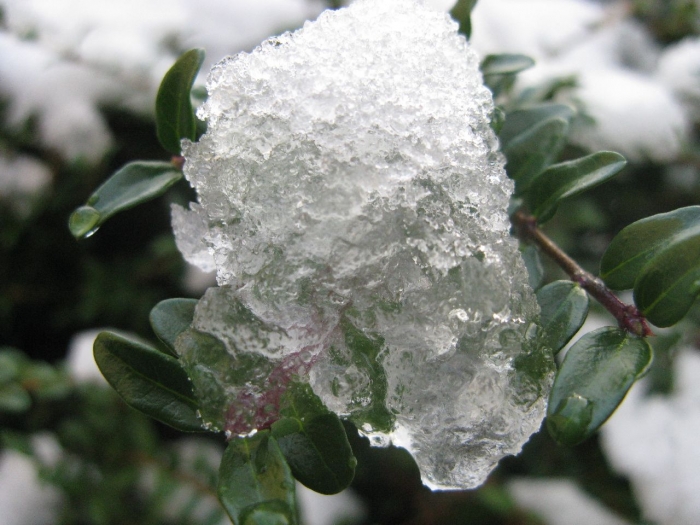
[1,0,699,524]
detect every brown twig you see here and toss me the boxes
[512,210,654,338]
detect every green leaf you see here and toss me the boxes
[93,331,203,432]
[526,152,626,223]
[339,316,394,433]
[0,383,31,413]
[536,281,589,355]
[69,161,182,239]
[521,245,544,290]
[481,54,535,76]
[450,0,478,39]
[156,48,205,154]
[633,232,700,327]
[218,432,297,525]
[272,383,356,494]
[547,327,652,446]
[149,298,199,356]
[498,104,574,149]
[600,206,700,290]
[503,118,570,194]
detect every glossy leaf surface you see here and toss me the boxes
[503,117,569,194]
[481,54,535,76]
[93,331,202,432]
[536,281,589,355]
[272,384,356,494]
[547,327,652,446]
[69,161,182,239]
[600,206,700,289]
[526,152,626,223]
[450,0,478,38]
[498,104,574,149]
[633,232,700,327]
[218,432,297,525]
[149,298,198,356]
[156,48,205,154]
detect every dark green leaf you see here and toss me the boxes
[0,383,31,413]
[0,348,27,383]
[272,383,356,494]
[481,54,535,76]
[450,0,478,38]
[600,206,700,290]
[339,316,394,433]
[521,245,544,290]
[490,106,506,135]
[526,152,626,223]
[93,331,203,432]
[156,48,205,154]
[498,104,574,148]
[633,232,700,327]
[218,432,297,525]
[547,327,652,446]
[69,161,182,239]
[503,118,569,193]
[536,281,589,355]
[149,298,199,356]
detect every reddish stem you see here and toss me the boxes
[512,210,653,338]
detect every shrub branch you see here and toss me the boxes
[512,210,654,337]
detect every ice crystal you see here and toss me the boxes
[172,0,554,490]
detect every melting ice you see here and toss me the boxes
[172,0,554,490]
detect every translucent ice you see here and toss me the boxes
[173,0,554,490]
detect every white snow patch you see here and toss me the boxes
[508,478,631,525]
[601,348,700,525]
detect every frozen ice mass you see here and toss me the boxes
[172,0,554,490]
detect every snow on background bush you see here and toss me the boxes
[2,0,700,522]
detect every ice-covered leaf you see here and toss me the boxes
[481,54,535,76]
[93,331,203,432]
[174,0,553,490]
[525,152,626,223]
[547,327,652,446]
[69,161,182,239]
[218,432,297,525]
[272,383,356,494]
[600,206,700,290]
[149,298,198,356]
[450,0,478,38]
[504,118,570,194]
[536,281,589,355]
[156,48,205,154]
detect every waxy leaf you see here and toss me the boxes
[450,0,478,39]
[93,331,202,432]
[69,161,182,239]
[498,104,574,149]
[633,233,700,327]
[536,281,589,354]
[600,206,700,290]
[156,48,205,154]
[149,298,198,356]
[272,384,356,494]
[547,327,652,446]
[599,206,700,327]
[481,54,535,76]
[526,152,626,223]
[503,117,569,194]
[218,432,297,525]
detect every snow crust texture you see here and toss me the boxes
[173,0,553,490]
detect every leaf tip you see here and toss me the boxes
[68,205,101,239]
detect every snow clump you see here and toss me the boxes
[172,0,554,490]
